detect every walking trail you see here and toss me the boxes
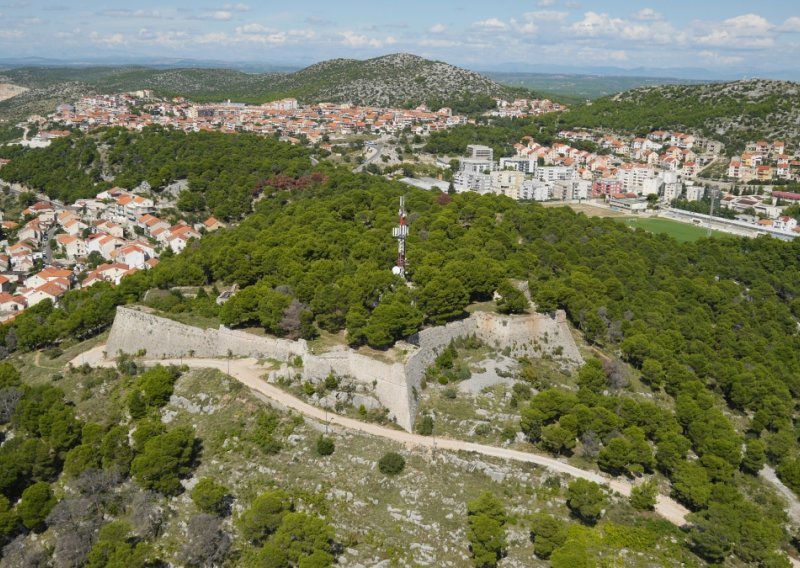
[74,344,690,526]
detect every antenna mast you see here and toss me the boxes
[392,196,408,279]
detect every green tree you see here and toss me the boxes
[0,362,21,388]
[315,436,335,456]
[17,481,56,531]
[85,521,152,568]
[495,280,528,315]
[191,478,230,516]
[130,426,197,495]
[417,415,434,436]
[466,492,507,568]
[671,461,711,510]
[416,275,469,325]
[530,513,567,559]
[271,512,335,566]
[741,438,766,475]
[629,479,658,511]
[378,452,406,475]
[0,495,19,540]
[238,489,292,543]
[565,479,606,525]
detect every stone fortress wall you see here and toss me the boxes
[106,306,583,431]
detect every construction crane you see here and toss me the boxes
[392,196,408,279]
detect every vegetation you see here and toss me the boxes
[0,127,313,218]
[377,451,406,475]
[0,54,529,120]
[466,492,507,567]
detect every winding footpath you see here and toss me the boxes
[73,344,690,526]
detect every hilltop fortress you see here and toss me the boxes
[106,306,583,431]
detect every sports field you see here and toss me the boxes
[620,217,720,242]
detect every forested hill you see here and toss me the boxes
[0,54,525,120]
[4,166,800,563]
[562,79,800,153]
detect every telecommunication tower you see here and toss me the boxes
[392,196,408,279]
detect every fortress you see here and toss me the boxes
[106,306,583,431]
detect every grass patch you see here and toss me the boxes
[620,217,722,242]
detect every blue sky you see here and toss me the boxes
[1,1,799,75]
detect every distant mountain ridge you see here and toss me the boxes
[561,78,800,152]
[0,53,522,123]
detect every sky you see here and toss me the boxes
[1,1,799,76]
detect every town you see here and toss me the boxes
[20,91,561,145]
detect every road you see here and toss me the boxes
[42,224,59,264]
[353,143,383,173]
[74,344,690,526]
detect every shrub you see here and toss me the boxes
[629,480,658,511]
[378,452,406,475]
[316,436,335,456]
[417,415,434,436]
[191,478,230,516]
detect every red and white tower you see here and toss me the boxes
[392,196,408,279]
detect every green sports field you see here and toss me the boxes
[620,217,722,242]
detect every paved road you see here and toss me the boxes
[74,344,689,526]
[353,143,383,173]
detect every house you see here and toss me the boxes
[56,234,87,260]
[201,217,224,232]
[24,267,74,290]
[86,234,125,260]
[18,218,45,244]
[111,244,150,269]
[82,263,135,287]
[24,279,70,307]
[774,216,798,233]
[94,220,125,239]
[756,165,773,182]
[62,218,89,236]
[0,293,26,313]
[137,214,169,235]
[0,254,9,272]
[0,275,11,293]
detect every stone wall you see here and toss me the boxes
[105,307,306,360]
[105,306,583,432]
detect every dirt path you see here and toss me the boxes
[73,345,690,526]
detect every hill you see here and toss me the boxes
[483,71,711,101]
[0,54,525,128]
[561,79,800,153]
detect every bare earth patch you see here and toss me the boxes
[0,82,29,102]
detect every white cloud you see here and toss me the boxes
[194,32,229,44]
[695,14,774,48]
[89,32,125,47]
[22,17,42,25]
[210,10,232,21]
[537,0,556,6]
[236,23,269,34]
[231,24,316,45]
[524,10,569,22]
[339,31,385,48]
[0,30,24,39]
[634,9,662,21]
[698,50,744,66]
[472,18,508,31]
[419,38,460,48]
[779,17,800,32]
[569,11,679,44]
[100,9,163,19]
[430,23,446,33]
[223,3,250,11]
